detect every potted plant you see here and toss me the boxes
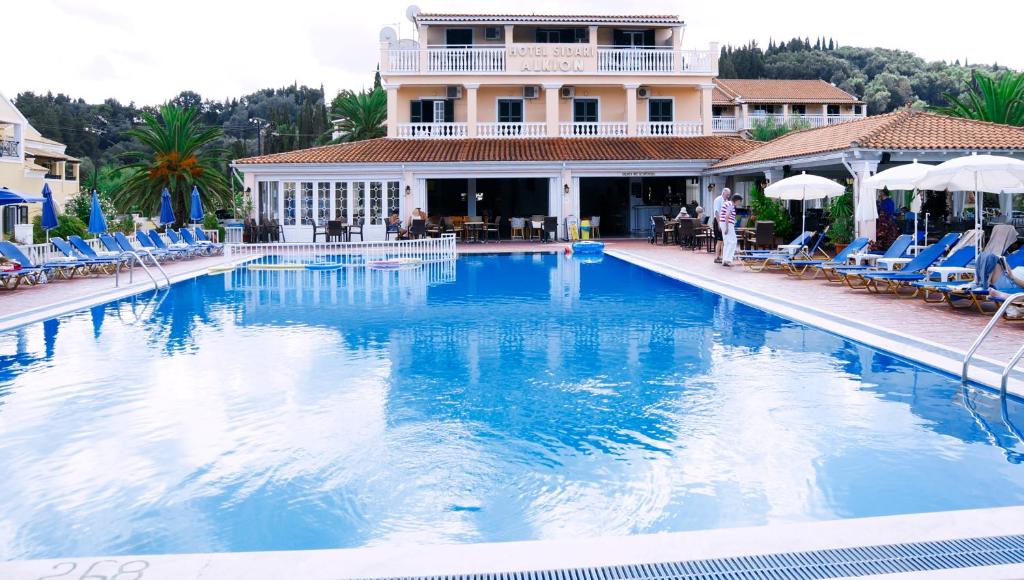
[827,189,854,253]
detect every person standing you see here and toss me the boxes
[712,186,730,263]
[720,193,742,267]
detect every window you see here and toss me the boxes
[753,104,778,115]
[827,105,841,116]
[791,104,806,115]
[410,99,453,123]
[445,28,473,46]
[387,182,400,219]
[353,182,366,222]
[317,182,331,223]
[573,99,599,123]
[258,181,280,221]
[300,182,314,225]
[712,106,728,117]
[334,182,348,220]
[283,182,296,225]
[535,28,588,43]
[648,99,673,123]
[369,181,383,225]
[64,162,77,181]
[497,99,524,123]
[854,104,863,115]
[613,29,654,47]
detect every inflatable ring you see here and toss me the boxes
[571,241,605,254]
[305,263,343,271]
[248,263,306,270]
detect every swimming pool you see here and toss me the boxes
[1,253,1022,561]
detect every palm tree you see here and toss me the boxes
[937,70,1024,126]
[113,104,231,224]
[330,88,387,142]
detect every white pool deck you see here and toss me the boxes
[1,241,1023,577]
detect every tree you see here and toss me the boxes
[330,88,387,142]
[936,70,1024,126]
[112,104,232,224]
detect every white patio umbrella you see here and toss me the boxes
[915,154,1024,255]
[864,160,933,248]
[765,171,845,235]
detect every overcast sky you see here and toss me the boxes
[4,0,1021,106]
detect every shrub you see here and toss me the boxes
[826,189,854,245]
[202,213,225,242]
[112,216,136,234]
[748,182,793,241]
[64,190,117,224]
[748,115,813,141]
[32,214,89,244]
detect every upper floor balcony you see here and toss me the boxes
[395,121,704,140]
[712,112,867,133]
[383,44,717,76]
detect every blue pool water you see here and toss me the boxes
[1,253,1023,560]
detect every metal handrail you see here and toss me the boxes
[115,251,164,291]
[135,248,171,287]
[1001,344,1024,396]
[962,292,1024,383]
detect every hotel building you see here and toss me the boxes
[0,92,80,240]
[233,7,867,241]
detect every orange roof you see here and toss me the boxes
[235,137,759,165]
[713,110,1024,169]
[713,79,861,104]
[415,13,683,25]
[712,82,739,104]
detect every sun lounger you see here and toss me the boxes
[192,228,224,252]
[67,236,128,272]
[738,231,817,272]
[788,237,870,279]
[51,237,118,275]
[164,229,202,257]
[0,241,72,288]
[182,228,222,255]
[114,232,171,263]
[737,231,814,257]
[829,234,917,287]
[860,241,971,297]
[143,230,191,258]
[938,249,1024,312]
[177,228,215,256]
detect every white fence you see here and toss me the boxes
[224,234,458,265]
[15,229,220,267]
[426,47,506,73]
[597,47,675,73]
[559,122,628,137]
[477,122,547,138]
[680,50,715,73]
[386,49,420,73]
[712,116,738,132]
[636,121,703,136]
[396,123,469,139]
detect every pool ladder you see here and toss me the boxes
[115,250,171,291]
[961,292,1024,397]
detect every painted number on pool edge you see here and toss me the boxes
[37,559,149,580]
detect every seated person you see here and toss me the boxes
[694,206,705,223]
[674,207,690,220]
[408,207,427,226]
[386,212,407,238]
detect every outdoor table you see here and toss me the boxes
[927,266,975,282]
[850,252,882,266]
[877,257,912,271]
[777,243,802,252]
[464,221,485,242]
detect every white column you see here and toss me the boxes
[710,42,720,76]
[700,84,714,136]
[414,178,427,213]
[739,102,748,131]
[467,177,477,216]
[854,160,880,241]
[503,24,514,43]
[625,83,639,136]
[549,177,563,235]
[544,83,561,137]
[821,103,829,117]
[385,83,399,138]
[781,103,790,119]
[672,26,684,73]
[418,25,429,72]
[465,83,479,137]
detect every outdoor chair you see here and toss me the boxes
[145,230,192,259]
[0,241,73,286]
[164,229,202,257]
[326,220,346,242]
[179,228,217,256]
[510,217,526,240]
[823,234,914,284]
[348,217,364,241]
[484,216,501,242]
[529,215,545,240]
[63,236,124,274]
[590,216,601,239]
[753,221,775,250]
[191,228,224,252]
[542,216,558,243]
[676,218,696,250]
[859,237,968,297]
[836,233,955,289]
[410,219,427,240]
[650,216,674,245]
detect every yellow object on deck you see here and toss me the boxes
[207,264,236,274]
[247,263,306,271]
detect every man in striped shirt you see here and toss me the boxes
[719,192,743,267]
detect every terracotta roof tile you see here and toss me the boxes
[712,81,738,104]
[235,137,760,165]
[714,79,861,104]
[713,110,1024,170]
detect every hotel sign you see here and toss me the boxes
[507,44,595,73]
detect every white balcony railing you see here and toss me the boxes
[477,122,547,138]
[559,122,628,138]
[597,47,675,73]
[712,116,738,132]
[0,139,18,158]
[426,46,506,73]
[741,113,864,130]
[396,123,468,139]
[636,121,702,136]
[382,46,716,74]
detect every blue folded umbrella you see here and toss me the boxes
[88,190,107,234]
[41,184,59,233]
[189,185,204,224]
[159,188,175,225]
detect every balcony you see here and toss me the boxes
[741,113,865,130]
[712,117,738,132]
[382,45,716,75]
[636,121,702,137]
[0,139,18,159]
[559,122,628,137]
[477,122,547,138]
[396,122,468,139]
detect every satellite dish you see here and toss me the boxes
[379,27,398,43]
[406,4,420,24]
[398,38,420,50]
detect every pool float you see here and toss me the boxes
[207,264,236,274]
[367,257,423,270]
[305,262,344,271]
[571,241,605,254]
[248,263,306,270]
